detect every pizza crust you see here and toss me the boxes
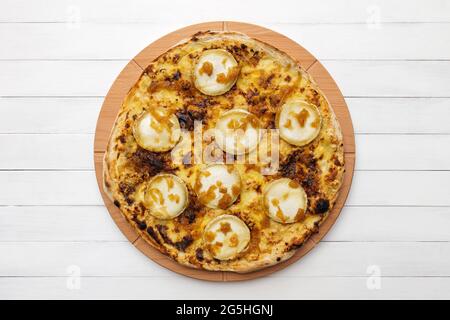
[103,31,345,273]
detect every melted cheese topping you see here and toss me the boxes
[214,109,261,155]
[193,49,239,96]
[195,164,241,209]
[277,100,322,147]
[133,109,181,152]
[144,174,188,219]
[263,178,308,224]
[203,214,250,260]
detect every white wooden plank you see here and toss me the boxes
[3,23,450,60]
[0,134,93,170]
[348,98,450,134]
[0,23,177,60]
[1,0,449,23]
[323,60,450,97]
[356,134,450,171]
[0,60,126,97]
[347,171,450,206]
[0,171,101,205]
[0,206,126,242]
[2,97,449,134]
[1,134,448,170]
[0,241,169,277]
[1,206,449,242]
[282,242,450,278]
[0,171,449,206]
[2,60,449,97]
[269,23,450,60]
[1,276,449,300]
[325,206,450,242]
[0,276,450,300]
[1,242,449,278]
[0,98,101,134]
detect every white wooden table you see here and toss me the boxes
[1,0,449,299]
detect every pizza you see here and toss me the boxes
[103,31,345,272]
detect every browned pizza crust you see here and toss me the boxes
[103,31,344,272]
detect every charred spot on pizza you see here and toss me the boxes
[194,97,217,108]
[118,134,126,144]
[176,107,207,131]
[269,94,282,109]
[315,198,330,214]
[226,44,246,62]
[334,157,342,167]
[172,53,180,64]
[133,218,147,231]
[191,31,205,42]
[260,73,275,90]
[146,226,161,245]
[178,80,192,91]
[119,182,135,205]
[288,242,303,251]
[156,225,173,245]
[280,150,321,197]
[305,87,321,107]
[266,117,276,129]
[248,101,268,118]
[144,64,154,74]
[163,69,182,83]
[177,195,202,225]
[244,88,261,106]
[196,248,204,261]
[138,221,147,230]
[119,182,135,197]
[248,50,262,66]
[301,172,320,197]
[174,235,194,252]
[310,221,320,234]
[113,199,121,208]
[156,225,193,252]
[176,111,194,131]
[132,203,146,216]
[172,70,181,81]
[326,167,338,182]
[280,151,300,179]
[131,147,170,176]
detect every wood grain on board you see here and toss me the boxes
[93,22,355,281]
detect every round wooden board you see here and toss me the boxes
[94,21,355,282]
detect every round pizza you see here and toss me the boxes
[103,31,345,272]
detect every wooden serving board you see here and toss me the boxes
[93,21,355,281]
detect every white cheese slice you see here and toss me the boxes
[214,109,261,155]
[277,100,322,147]
[263,178,308,224]
[144,174,188,219]
[195,164,241,209]
[133,109,181,152]
[203,214,251,260]
[193,49,239,96]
